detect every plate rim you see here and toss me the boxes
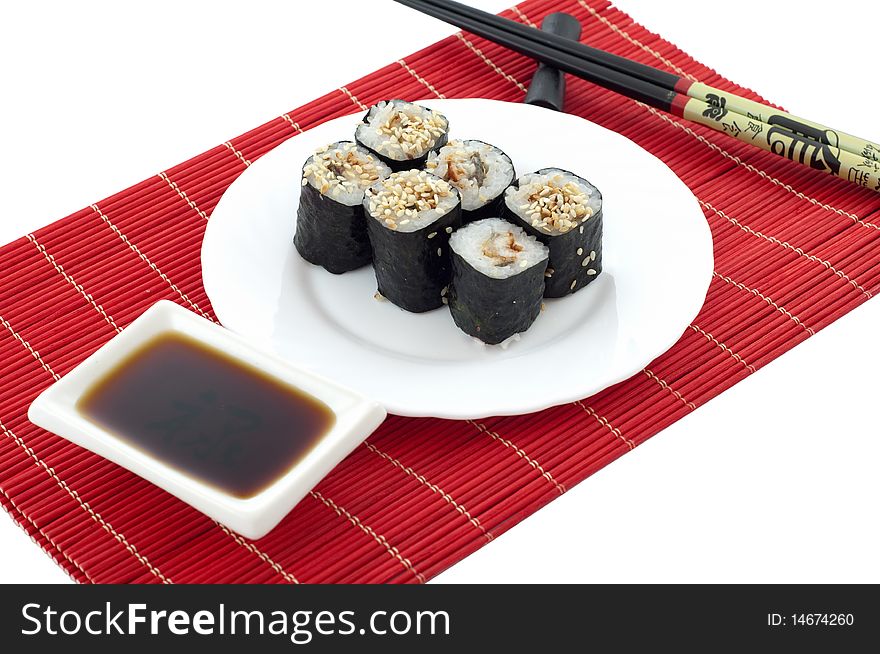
[202,98,714,419]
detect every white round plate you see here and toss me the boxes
[202,99,712,419]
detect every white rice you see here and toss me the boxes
[504,169,602,235]
[450,218,548,279]
[425,140,514,211]
[301,141,391,206]
[355,100,448,162]
[364,169,460,232]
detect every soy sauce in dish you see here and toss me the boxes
[77,332,335,499]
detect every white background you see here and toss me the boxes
[0,0,878,583]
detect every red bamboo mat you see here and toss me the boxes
[2,0,879,584]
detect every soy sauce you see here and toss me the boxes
[77,332,335,498]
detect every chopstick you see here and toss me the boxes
[395,0,880,193]
[417,0,880,162]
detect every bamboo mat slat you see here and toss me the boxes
[1,0,879,584]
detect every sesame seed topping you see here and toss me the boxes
[590,250,596,261]
[570,279,577,289]
[576,247,583,255]
[359,101,447,159]
[587,269,597,275]
[437,247,442,256]
[302,142,388,199]
[509,172,595,234]
[364,170,456,231]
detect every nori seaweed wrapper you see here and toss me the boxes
[354,99,449,172]
[294,142,389,274]
[364,176,462,313]
[462,194,508,224]
[448,248,547,345]
[294,180,372,274]
[503,168,603,298]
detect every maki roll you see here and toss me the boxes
[503,168,603,298]
[295,141,391,274]
[426,139,515,223]
[364,169,462,312]
[355,99,449,171]
[448,218,549,344]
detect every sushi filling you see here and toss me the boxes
[505,170,602,234]
[356,100,448,162]
[450,218,548,279]
[365,170,459,232]
[426,140,514,211]
[301,142,391,206]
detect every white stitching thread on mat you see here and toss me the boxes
[0,485,94,583]
[637,103,874,227]
[643,368,696,410]
[213,522,300,584]
[700,200,871,299]
[27,234,121,334]
[397,59,446,99]
[0,501,81,584]
[310,490,425,583]
[281,113,304,134]
[689,323,756,373]
[402,41,757,404]
[0,416,172,583]
[455,33,528,93]
[510,5,538,28]
[157,171,209,221]
[339,86,368,111]
[577,0,698,81]
[447,0,871,231]
[573,402,635,450]
[339,56,567,505]
[365,442,492,541]
[223,141,251,168]
[0,314,60,381]
[90,203,212,319]
[3,345,294,584]
[440,15,826,369]
[17,236,300,583]
[573,0,872,225]
[451,7,874,237]
[467,420,566,494]
[712,271,814,335]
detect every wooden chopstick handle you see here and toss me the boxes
[683,82,880,164]
[677,96,880,193]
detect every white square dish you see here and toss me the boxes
[28,300,386,540]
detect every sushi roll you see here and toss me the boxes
[426,139,515,223]
[364,169,462,312]
[503,168,603,298]
[294,141,391,274]
[355,99,449,171]
[448,218,549,344]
